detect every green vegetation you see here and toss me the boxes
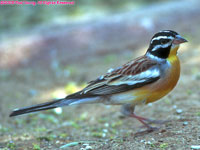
[6,141,16,149]
[159,143,168,149]
[32,143,41,150]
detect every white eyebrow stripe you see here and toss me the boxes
[152,43,171,51]
[151,36,174,42]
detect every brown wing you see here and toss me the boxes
[67,56,159,99]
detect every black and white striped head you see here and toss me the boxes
[147,30,187,59]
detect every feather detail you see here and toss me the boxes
[74,56,160,97]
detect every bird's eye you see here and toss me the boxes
[160,39,169,44]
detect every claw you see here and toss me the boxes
[147,126,159,132]
[134,126,159,136]
[144,119,170,125]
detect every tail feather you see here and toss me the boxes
[9,98,72,117]
[9,96,101,117]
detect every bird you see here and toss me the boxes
[10,30,187,132]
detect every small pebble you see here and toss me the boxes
[103,129,108,133]
[145,141,152,145]
[173,105,177,109]
[183,121,188,126]
[102,133,106,138]
[104,123,109,127]
[191,145,200,149]
[54,107,63,115]
[176,109,183,114]
[140,140,145,143]
[82,144,89,147]
[85,145,93,150]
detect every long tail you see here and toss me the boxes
[9,96,100,117]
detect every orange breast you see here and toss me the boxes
[146,55,180,103]
[132,54,180,105]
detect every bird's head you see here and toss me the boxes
[146,30,187,59]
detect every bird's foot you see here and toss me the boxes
[129,113,168,134]
[146,126,160,132]
[143,118,170,125]
[139,119,169,129]
[135,126,159,136]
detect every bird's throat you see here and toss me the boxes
[169,45,179,57]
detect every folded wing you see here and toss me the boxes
[67,56,160,98]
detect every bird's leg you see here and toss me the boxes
[121,104,158,132]
[130,115,168,125]
[129,113,159,131]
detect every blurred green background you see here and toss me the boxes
[0,0,171,33]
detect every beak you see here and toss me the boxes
[173,35,188,44]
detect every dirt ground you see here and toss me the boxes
[0,34,200,149]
